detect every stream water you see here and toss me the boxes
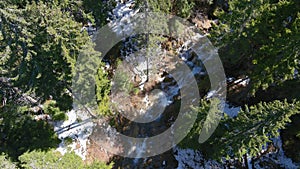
[90,1,215,167]
[52,0,299,168]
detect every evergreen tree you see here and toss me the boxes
[210,0,300,94]
[0,2,84,108]
[0,102,60,159]
[180,0,300,165]
[0,1,111,114]
[139,0,195,18]
[0,154,17,169]
[180,100,300,164]
[19,150,113,169]
[0,0,112,165]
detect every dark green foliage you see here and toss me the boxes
[181,100,300,161]
[179,99,220,149]
[0,1,111,113]
[174,0,195,18]
[19,150,84,168]
[43,100,67,121]
[2,0,99,25]
[112,60,135,95]
[176,0,300,163]
[0,2,86,105]
[82,0,114,26]
[19,150,113,169]
[0,0,112,166]
[138,0,195,18]
[86,160,114,169]
[215,100,300,160]
[0,104,60,159]
[64,137,73,145]
[169,0,300,165]
[210,0,300,94]
[1,0,299,167]
[0,153,17,169]
[72,43,111,117]
[95,66,112,116]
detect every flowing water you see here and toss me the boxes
[53,1,299,168]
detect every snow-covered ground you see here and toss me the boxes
[52,0,138,160]
[174,147,223,169]
[54,110,94,160]
[224,103,240,117]
[252,137,299,169]
[108,0,138,36]
[174,103,299,169]
[174,136,299,169]
[52,0,299,167]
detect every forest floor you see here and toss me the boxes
[83,0,300,167]
[227,76,300,165]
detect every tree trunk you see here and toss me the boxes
[243,154,249,169]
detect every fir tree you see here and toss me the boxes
[0,154,17,169]
[180,100,300,162]
[19,150,113,169]
[210,0,300,94]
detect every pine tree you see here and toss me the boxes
[178,0,300,165]
[0,0,112,163]
[180,100,300,162]
[139,0,195,18]
[210,0,300,94]
[0,102,60,159]
[0,154,17,169]
[19,150,113,169]
[0,1,111,114]
[1,2,82,106]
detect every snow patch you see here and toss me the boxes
[174,147,222,169]
[224,103,240,118]
[251,136,299,169]
[54,110,94,160]
[108,0,139,36]
[270,137,298,168]
[233,77,250,87]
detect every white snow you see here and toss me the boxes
[206,90,216,99]
[174,147,222,169]
[175,136,299,169]
[53,110,94,160]
[95,1,300,168]
[233,77,250,87]
[251,137,299,168]
[34,114,51,121]
[108,0,139,36]
[270,137,298,168]
[224,103,240,118]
